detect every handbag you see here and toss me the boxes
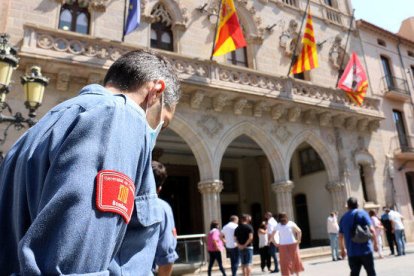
[351,210,372,243]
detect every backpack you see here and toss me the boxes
[351,210,373,243]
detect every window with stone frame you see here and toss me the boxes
[299,147,325,176]
[226,47,248,67]
[150,3,174,52]
[58,0,90,35]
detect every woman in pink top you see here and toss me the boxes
[207,220,227,276]
[369,210,384,259]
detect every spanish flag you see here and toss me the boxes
[212,0,246,57]
[291,8,319,74]
[337,52,368,106]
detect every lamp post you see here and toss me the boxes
[0,33,49,162]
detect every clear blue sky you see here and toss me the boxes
[352,0,414,33]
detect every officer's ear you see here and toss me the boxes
[147,80,165,106]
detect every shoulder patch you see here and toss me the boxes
[96,170,135,223]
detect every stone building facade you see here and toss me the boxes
[0,0,412,246]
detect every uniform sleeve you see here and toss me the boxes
[155,202,178,266]
[18,103,148,274]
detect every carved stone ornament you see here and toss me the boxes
[271,104,286,121]
[54,0,109,12]
[88,73,102,84]
[234,98,248,115]
[357,119,369,132]
[345,117,357,130]
[272,125,292,144]
[271,181,294,193]
[253,101,268,117]
[368,120,380,132]
[332,115,345,128]
[303,109,316,124]
[197,115,223,138]
[279,19,299,56]
[56,70,70,91]
[319,112,332,127]
[198,180,224,194]
[325,181,344,192]
[329,35,347,69]
[151,3,173,26]
[213,95,228,112]
[287,106,301,122]
[190,91,205,109]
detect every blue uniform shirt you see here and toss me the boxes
[155,198,178,266]
[339,209,373,257]
[0,84,162,275]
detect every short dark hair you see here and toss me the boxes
[103,49,181,108]
[278,212,288,225]
[210,220,220,230]
[369,210,376,217]
[347,197,358,209]
[240,214,251,223]
[152,161,167,190]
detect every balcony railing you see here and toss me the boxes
[173,234,206,275]
[324,6,342,25]
[282,0,298,8]
[391,135,414,160]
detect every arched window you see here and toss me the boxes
[58,0,90,34]
[150,3,174,51]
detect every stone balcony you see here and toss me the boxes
[391,135,414,161]
[19,24,383,131]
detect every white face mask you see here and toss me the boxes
[146,92,164,150]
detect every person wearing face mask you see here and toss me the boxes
[0,49,181,275]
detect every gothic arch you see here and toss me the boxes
[213,121,285,181]
[143,0,188,27]
[234,1,264,43]
[168,114,214,181]
[285,130,339,182]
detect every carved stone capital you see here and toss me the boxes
[56,70,70,91]
[326,181,345,192]
[271,104,286,120]
[198,180,223,194]
[368,120,380,132]
[190,91,205,109]
[271,181,294,193]
[303,109,316,124]
[287,106,301,122]
[213,95,228,112]
[332,115,345,128]
[357,119,369,132]
[234,98,248,115]
[253,101,268,117]
[319,112,332,127]
[345,117,357,130]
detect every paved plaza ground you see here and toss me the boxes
[207,243,414,276]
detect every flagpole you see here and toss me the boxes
[210,0,224,61]
[335,9,355,87]
[122,0,128,42]
[287,0,311,76]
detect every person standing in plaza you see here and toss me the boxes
[221,215,240,276]
[207,220,227,276]
[389,209,405,256]
[380,207,396,255]
[265,211,280,273]
[0,49,181,275]
[273,212,304,276]
[235,214,254,276]
[369,210,384,259]
[339,197,378,276]
[258,221,271,272]
[327,211,340,261]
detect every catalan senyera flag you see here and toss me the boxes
[337,52,368,106]
[212,0,246,57]
[291,8,319,74]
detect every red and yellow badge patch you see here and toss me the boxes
[96,170,135,223]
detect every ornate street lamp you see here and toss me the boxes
[0,33,49,162]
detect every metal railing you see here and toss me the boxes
[390,135,414,154]
[175,234,206,265]
[382,75,409,95]
[282,0,298,7]
[324,6,342,24]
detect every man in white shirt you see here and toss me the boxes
[327,212,340,261]
[221,215,239,276]
[389,209,405,256]
[265,212,279,273]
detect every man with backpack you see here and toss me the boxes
[339,197,378,276]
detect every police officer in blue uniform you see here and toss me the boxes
[0,49,181,275]
[151,161,179,275]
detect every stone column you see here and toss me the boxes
[198,180,223,233]
[271,181,295,220]
[326,181,346,214]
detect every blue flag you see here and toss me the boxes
[124,0,140,35]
